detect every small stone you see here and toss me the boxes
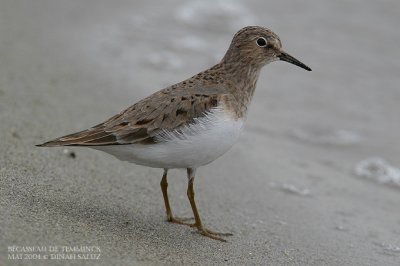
[63,148,76,158]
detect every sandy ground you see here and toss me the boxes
[1,0,400,265]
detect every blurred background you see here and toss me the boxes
[1,0,399,265]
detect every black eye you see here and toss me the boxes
[256,37,267,47]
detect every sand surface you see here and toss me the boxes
[1,0,400,265]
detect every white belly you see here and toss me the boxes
[92,108,244,169]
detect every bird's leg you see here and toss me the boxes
[160,169,193,225]
[186,168,233,242]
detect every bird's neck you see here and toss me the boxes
[218,57,263,113]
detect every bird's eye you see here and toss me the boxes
[256,37,267,47]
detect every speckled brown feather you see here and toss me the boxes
[37,72,239,146]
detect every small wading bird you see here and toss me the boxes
[37,26,311,241]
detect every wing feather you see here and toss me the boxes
[37,84,238,147]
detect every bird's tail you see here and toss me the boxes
[35,125,124,147]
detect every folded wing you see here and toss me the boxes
[37,85,236,147]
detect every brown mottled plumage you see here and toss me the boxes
[37,26,311,241]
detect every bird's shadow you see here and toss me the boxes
[13,179,218,258]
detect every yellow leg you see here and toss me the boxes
[160,169,193,225]
[186,168,233,242]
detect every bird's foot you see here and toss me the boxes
[167,216,195,226]
[196,226,233,242]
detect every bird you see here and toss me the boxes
[37,26,311,241]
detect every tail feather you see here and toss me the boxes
[36,141,62,147]
[36,128,101,147]
[36,120,151,147]
[36,137,83,147]
[36,127,123,147]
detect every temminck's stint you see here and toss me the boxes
[37,26,311,241]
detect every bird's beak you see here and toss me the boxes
[278,51,311,71]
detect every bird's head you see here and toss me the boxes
[224,26,311,71]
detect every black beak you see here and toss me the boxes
[279,51,311,71]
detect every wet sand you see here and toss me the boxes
[1,0,399,265]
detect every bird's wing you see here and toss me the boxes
[37,85,237,147]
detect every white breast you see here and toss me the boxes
[93,108,244,169]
